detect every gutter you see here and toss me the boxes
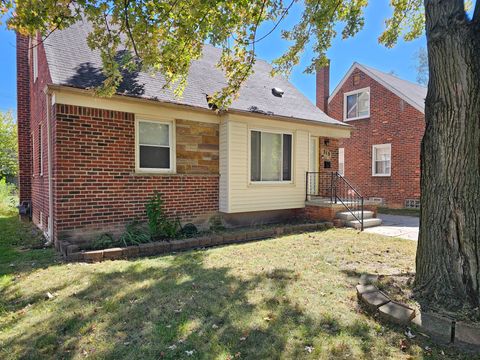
[44,87,54,245]
[47,84,352,133]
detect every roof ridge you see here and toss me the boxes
[356,62,426,89]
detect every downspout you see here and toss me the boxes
[44,88,54,246]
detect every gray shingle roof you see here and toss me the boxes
[44,20,347,127]
[360,64,427,112]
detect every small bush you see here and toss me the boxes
[0,178,17,215]
[145,191,182,240]
[181,223,198,238]
[91,233,120,250]
[120,221,151,246]
[209,215,225,232]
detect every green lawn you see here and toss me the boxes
[0,212,474,359]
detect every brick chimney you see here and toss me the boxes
[16,33,32,203]
[316,60,330,114]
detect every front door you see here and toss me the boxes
[308,136,319,198]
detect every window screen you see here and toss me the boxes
[138,121,171,170]
[250,131,292,182]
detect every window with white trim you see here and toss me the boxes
[136,119,174,172]
[31,132,35,176]
[250,130,292,182]
[338,147,345,176]
[372,144,391,176]
[39,124,43,176]
[344,88,370,120]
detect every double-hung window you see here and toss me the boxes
[136,119,174,172]
[39,124,43,176]
[250,130,292,182]
[372,144,391,176]
[344,88,370,120]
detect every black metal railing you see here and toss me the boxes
[306,171,364,231]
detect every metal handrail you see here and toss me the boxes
[306,171,365,231]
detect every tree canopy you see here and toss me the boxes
[2,0,428,108]
[0,110,18,179]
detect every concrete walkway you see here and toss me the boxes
[364,214,419,241]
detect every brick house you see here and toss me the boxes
[17,21,352,247]
[317,62,426,208]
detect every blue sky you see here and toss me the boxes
[0,1,425,114]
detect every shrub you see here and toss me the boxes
[181,223,199,238]
[209,214,225,232]
[0,178,17,215]
[120,221,151,246]
[145,192,181,240]
[91,233,120,250]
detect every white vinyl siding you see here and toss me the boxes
[219,119,229,212]
[338,147,345,176]
[135,119,175,173]
[220,117,311,213]
[372,144,391,176]
[344,87,370,121]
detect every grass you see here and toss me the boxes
[378,207,420,217]
[0,212,475,359]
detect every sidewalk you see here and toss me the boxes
[364,214,419,240]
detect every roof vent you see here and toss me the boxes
[271,87,284,97]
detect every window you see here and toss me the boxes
[338,147,345,176]
[344,88,370,120]
[405,199,420,209]
[32,36,38,82]
[31,132,35,176]
[372,144,391,176]
[251,130,292,182]
[136,119,174,172]
[39,124,43,176]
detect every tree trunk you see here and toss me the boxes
[415,0,480,309]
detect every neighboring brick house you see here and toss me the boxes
[17,21,351,247]
[317,62,426,208]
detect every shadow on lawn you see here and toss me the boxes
[2,251,382,360]
[0,215,56,277]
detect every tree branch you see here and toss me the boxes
[247,0,296,45]
[123,0,139,58]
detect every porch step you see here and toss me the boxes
[346,218,383,230]
[336,211,374,221]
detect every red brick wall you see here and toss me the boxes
[17,33,53,231]
[16,34,31,203]
[328,68,424,207]
[30,33,52,231]
[54,104,219,243]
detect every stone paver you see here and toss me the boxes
[455,321,480,347]
[356,284,377,295]
[364,214,419,241]
[378,301,415,325]
[360,291,390,312]
[411,312,452,343]
[103,247,123,260]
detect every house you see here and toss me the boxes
[317,62,426,208]
[17,21,352,247]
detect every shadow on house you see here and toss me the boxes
[65,50,145,96]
